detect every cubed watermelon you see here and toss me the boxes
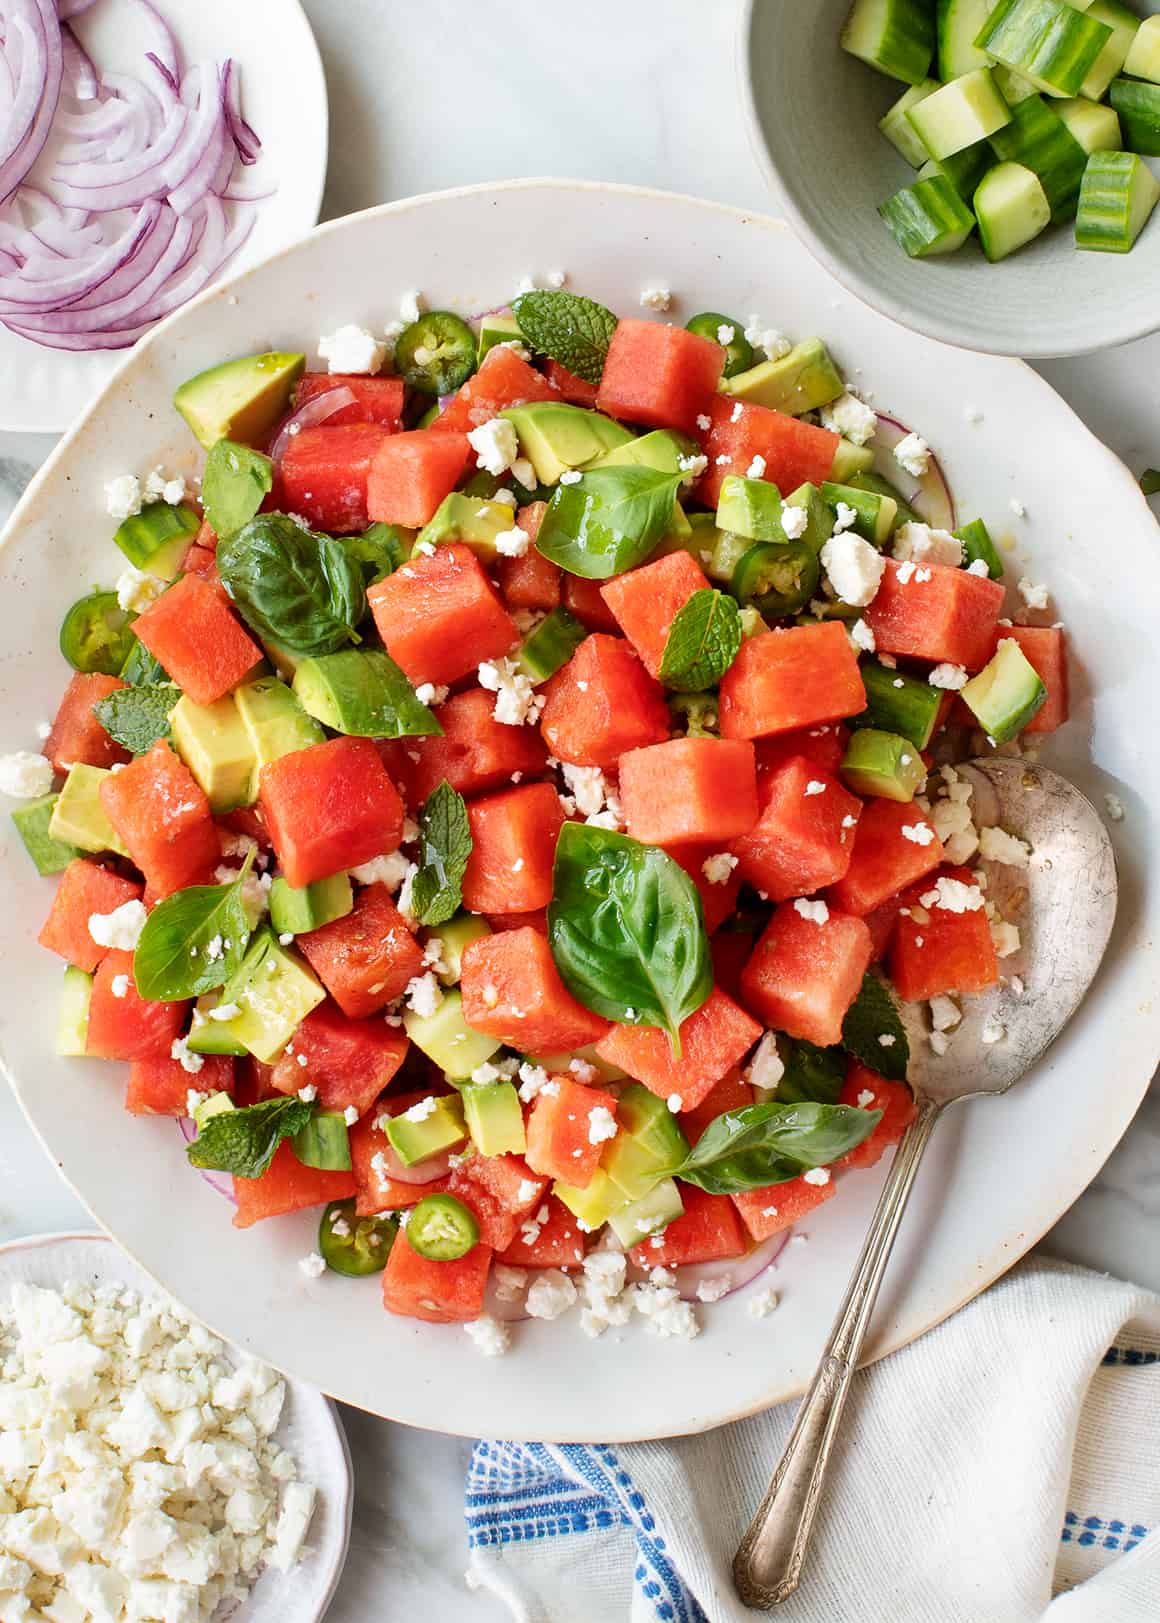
[298,883,423,1018]
[731,755,862,902]
[496,1194,587,1269]
[460,927,611,1051]
[259,737,404,889]
[669,844,744,934]
[720,624,866,741]
[126,1053,235,1115]
[864,560,1004,671]
[46,673,130,775]
[461,782,565,914]
[755,723,849,781]
[86,950,189,1062]
[618,737,758,847]
[435,344,556,434]
[562,574,621,633]
[381,1229,492,1322]
[367,542,517,688]
[544,358,599,407]
[596,320,725,435]
[294,373,406,429]
[741,901,873,1048]
[449,1153,549,1252]
[101,742,220,896]
[678,1068,754,1146]
[268,1002,410,1115]
[278,422,391,533]
[628,1185,747,1268]
[732,1172,836,1241]
[495,505,560,610]
[836,1062,916,1169]
[539,634,670,769]
[389,687,548,806]
[595,986,762,1111]
[38,859,143,973]
[599,550,711,677]
[991,624,1069,733]
[826,799,944,916]
[365,428,472,528]
[130,573,261,707]
[524,1076,619,1187]
[695,395,838,508]
[889,865,999,1002]
[233,1139,356,1228]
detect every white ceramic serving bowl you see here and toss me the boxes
[740,0,1160,357]
[1,181,1158,1442]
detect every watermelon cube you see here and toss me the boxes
[259,736,404,889]
[539,634,670,769]
[992,624,1068,733]
[131,573,261,708]
[599,550,712,677]
[367,542,517,688]
[278,422,391,533]
[496,1194,587,1269]
[495,505,560,610]
[461,782,565,915]
[732,1172,836,1241]
[268,1002,410,1116]
[181,543,220,584]
[628,1185,747,1268]
[365,427,472,528]
[669,843,744,934]
[596,320,725,435]
[731,755,862,902]
[297,883,423,1018]
[864,560,1004,671]
[836,1062,916,1170]
[595,986,762,1111]
[677,1069,754,1146]
[460,927,611,1052]
[618,737,758,847]
[524,1076,619,1187]
[233,1139,356,1228]
[101,742,220,896]
[126,1053,235,1116]
[389,687,548,806]
[719,623,866,741]
[741,901,873,1048]
[294,372,406,429]
[889,866,999,1002]
[46,673,130,775]
[755,723,849,781]
[86,950,189,1062]
[38,859,143,973]
[434,343,556,434]
[694,395,838,508]
[381,1229,492,1323]
[826,799,944,916]
[350,1108,448,1216]
[545,358,599,407]
[562,574,620,633]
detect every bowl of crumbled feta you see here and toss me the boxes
[0,1232,351,1622]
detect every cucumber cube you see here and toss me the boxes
[989,95,1087,223]
[112,502,200,579]
[829,440,876,483]
[716,475,786,542]
[11,795,79,876]
[977,0,1114,98]
[879,173,977,256]
[517,607,588,685]
[404,988,501,1078]
[1123,12,1160,84]
[954,518,1005,580]
[937,0,996,81]
[293,1112,353,1172]
[268,872,354,936]
[907,69,1012,161]
[880,80,942,165]
[186,996,249,1057]
[960,636,1047,742]
[974,161,1052,261]
[991,64,1041,105]
[1082,0,1141,100]
[1054,97,1121,155]
[918,145,991,202]
[857,664,945,749]
[821,482,898,546]
[476,314,522,360]
[841,0,936,86]
[1076,149,1160,252]
[423,913,492,985]
[841,728,927,802]
[783,484,837,555]
[1109,78,1160,156]
[56,966,92,1057]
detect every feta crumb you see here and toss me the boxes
[929,994,961,1032]
[517,1063,550,1102]
[967,558,991,577]
[526,1270,579,1320]
[349,851,412,892]
[468,416,520,476]
[170,1036,204,1075]
[0,750,54,799]
[696,413,712,431]
[802,1167,831,1186]
[928,663,969,690]
[964,405,984,425]
[404,973,443,1018]
[746,1031,784,1093]
[414,682,450,706]
[142,464,186,505]
[478,656,545,727]
[850,616,876,653]
[748,1287,780,1319]
[780,502,809,541]
[929,1029,951,1057]
[900,821,935,846]
[981,1016,1006,1045]
[821,531,885,606]
[1017,577,1049,611]
[88,898,148,951]
[511,457,536,488]
[856,1088,876,1109]
[1104,792,1125,822]
[893,432,931,478]
[464,1315,510,1357]
[341,1106,360,1127]
[991,919,1021,958]
[832,501,859,535]
[793,898,829,925]
[494,524,531,559]
[587,1106,618,1145]
[104,473,142,520]
[666,1093,683,1113]
[804,780,826,797]
[820,392,878,446]
[296,1085,318,1104]
[878,1034,896,1048]
[892,521,962,569]
[1009,498,1027,519]
[701,851,739,885]
[696,1275,733,1303]
[746,454,767,480]
[298,1252,327,1279]
[558,468,583,486]
[109,973,130,1000]
[639,286,672,311]
[743,316,792,360]
[399,289,424,323]
[403,1095,438,1124]
[979,825,1031,867]
[920,876,985,913]
[115,563,165,613]
[317,324,385,375]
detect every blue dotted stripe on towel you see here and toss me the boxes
[1061,1511,1151,1552]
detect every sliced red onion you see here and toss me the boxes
[176,1115,237,1205]
[0,0,62,205]
[60,23,98,100]
[671,1231,789,1303]
[57,0,101,16]
[269,386,358,466]
[874,414,957,532]
[222,57,260,165]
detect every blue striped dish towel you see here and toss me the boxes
[465,1258,1160,1620]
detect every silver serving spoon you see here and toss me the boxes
[733,758,1118,1609]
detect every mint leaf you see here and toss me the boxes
[1141,468,1160,497]
[202,440,274,539]
[658,588,743,693]
[512,290,617,385]
[841,972,909,1082]
[188,1096,314,1179]
[410,780,473,926]
[133,852,255,1002]
[536,467,683,580]
[92,683,179,753]
[676,1101,882,1195]
[775,1039,846,1105]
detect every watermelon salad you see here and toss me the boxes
[2,284,1067,1354]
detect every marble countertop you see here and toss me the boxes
[1,1,1157,1616]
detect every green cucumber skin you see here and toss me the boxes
[857,664,944,749]
[938,0,997,79]
[919,144,992,201]
[842,0,937,86]
[1109,79,1160,157]
[879,174,977,256]
[1076,150,1160,251]
[989,95,1088,222]
[974,161,1052,261]
[954,518,1004,581]
[978,0,1114,98]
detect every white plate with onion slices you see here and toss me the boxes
[0,0,327,433]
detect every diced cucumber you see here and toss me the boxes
[1109,78,1160,156]
[708,528,754,586]
[268,872,353,936]
[424,914,491,986]
[1081,0,1140,99]
[879,173,977,255]
[879,80,942,165]
[783,484,837,554]
[1123,12,1160,83]
[717,475,786,542]
[517,607,588,684]
[719,339,844,417]
[11,795,79,876]
[960,636,1046,741]
[56,966,92,1057]
[841,0,936,85]
[918,143,992,200]
[992,63,1041,104]
[954,517,1005,579]
[113,502,200,579]
[821,481,898,545]
[847,470,919,529]
[976,0,1115,98]
[476,314,522,360]
[186,996,249,1057]
[989,94,1088,221]
[1076,149,1160,251]
[937,0,996,79]
[830,439,877,481]
[1055,96,1121,153]
[404,988,501,1078]
[293,1112,353,1172]
[841,728,927,801]
[606,1177,686,1247]
[857,663,945,749]
[907,69,1012,161]
[974,161,1052,260]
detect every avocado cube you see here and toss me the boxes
[716,475,786,542]
[607,1177,686,1247]
[268,872,353,937]
[820,482,898,547]
[782,484,836,555]
[721,338,845,417]
[235,677,324,785]
[404,988,502,1078]
[554,1168,632,1231]
[477,314,523,360]
[186,996,249,1057]
[49,766,129,857]
[11,795,79,876]
[462,1080,526,1157]
[501,402,635,485]
[386,1094,467,1167]
[424,913,491,985]
[174,351,306,451]
[214,931,326,1063]
[830,439,877,481]
[592,428,698,475]
[170,693,257,813]
[841,728,927,802]
[960,637,1047,744]
[56,966,92,1057]
[415,493,518,561]
[603,1084,689,1201]
[192,1090,235,1128]
[293,649,440,738]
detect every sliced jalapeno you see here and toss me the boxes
[406,1192,479,1261]
[318,1199,398,1277]
[60,590,137,675]
[394,311,478,396]
[731,541,820,619]
[685,311,754,378]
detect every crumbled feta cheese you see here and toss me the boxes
[666,1093,683,1114]
[399,289,424,324]
[639,286,672,311]
[478,656,545,727]
[900,821,935,845]
[169,1036,204,1075]
[793,898,829,925]
[746,454,767,480]
[743,317,792,361]
[414,682,450,707]
[464,1315,510,1357]
[748,1287,780,1319]
[892,522,962,568]
[678,451,709,483]
[981,1016,1006,1045]
[317,324,385,375]
[979,825,1031,867]
[404,973,443,1018]
[349,851,412,892]
[745,1031,784,1093]
[493,523,531,558]
[696,1275,733,1303]
[856,1088,876,1109]
[821,531,885,606]
[780,502,809,541]
[929,994,961,1032]
[893,432,931,477]
[630,1281,700,1340]
[715,322,736,346]
[850,617,876,653]
[967,558,991,577]
[929,1029,951,1056]
[104,473,142,520]
[296,1085,318,1105]
[802,1167,831,1186]
[403,1095,438,1124]
[1017,577,1049,611]
[108,973,131,1001]
[964,405,984,425]
[1104,792,1125,822]
[0,749,54,799]
[587,1105,618,1145]
[928,663,969,690]
[804,780,826,797]
[468,416,520,476]
[820,392,878,446]
[990,919,1021,958]
[920,876,985,913]
[1009,498,1027,519]
[878,1034,896,1048]
[701,851,739,885]
[696,412,712,431]
[511,457,536,488]
[832,501,859,536]
[88,898,148,951]
[142,464,186,506]
[115,563,165,615]
[526,1270,579,1320]
[560,763,612,819]
[298,1252,326,1279]
[517,1063,550,1102]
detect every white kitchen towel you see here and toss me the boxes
[464,1258,1160,1621]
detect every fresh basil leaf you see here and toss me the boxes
[345,522,405,585]
[218,514,367,657]
[658,588,743,693]
[91,683,179,754]
[1141,468,1160,497]
[133,853,255,1002]
[841,972,909,1083]
[512,290,618,385]
[536,467,684,580]
[776,1039,846,1106]
[676,1101,882,1195]
[548,822,711,1057]
[187,1096,314,1179]
[201,440,274,539]
[410,780,473,927]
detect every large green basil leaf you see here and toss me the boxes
[410,781,473,927]
[201,440,273,539]
[217,514,366,657]
[535,467,684,580]
[676,1101,882,1195]
[133,855,254,1002]
[842,972,909,1083]
[548,823,711,1057]
[187,1096,314,1179]
[775,1039,847,1106]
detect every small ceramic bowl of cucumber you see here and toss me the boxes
[741,0,1160,355]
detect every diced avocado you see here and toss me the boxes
[500,402,635,485]
[262,640,307,681]
[11,795,79,876]
[113,503,200,579]
[415,493,518,560]
[847,470,918,530]
[821,481,898,546]
[49,765,128,857]
[857,663,944,750]
[462,1080,526,1157]
[830,439,876,481]
[170,693,257,813]
[186,996,249,1057]
[707,528,752,586]
[292,649,438,738]
[234,676,324,785]
[268,872,353,937]
[720,339,844,417]
[554,1168,631,1231]
[386,1094,467,1166]
[56,966,92,1057]
[293,1111,352,1171]
[404,987,502,1077]
[213,930,326,1064]
[592,428,698,475]
[518,607,588,685]
[716,475,785,542]
[607,1177,685,1247]
[424,913,491,985]
[476,314,522,359]
[192,1090,234,1128]
[528,1044,629,1083]
[960,636,1047,743]
[174,351,306,451]
[840,728,927,802]
[602,1083,689,1201]
[783,484,836,555]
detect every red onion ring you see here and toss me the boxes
[269,386,358,466]
[670,1231,789,1303]
[0,0,62,205]
[873,413,957,532]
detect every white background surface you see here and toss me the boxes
[0,2,1157,1616]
